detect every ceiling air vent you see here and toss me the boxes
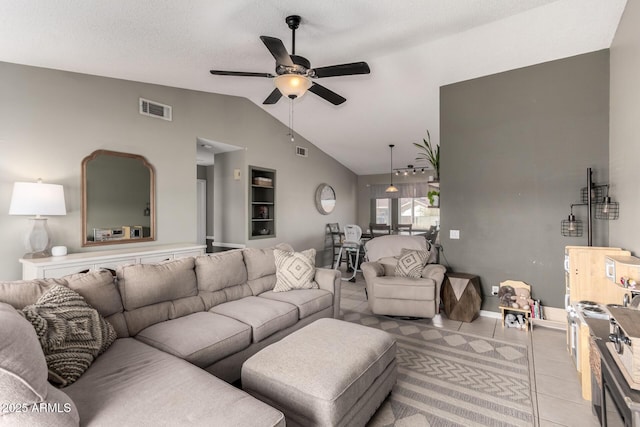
[139,98,172,121]
[295,146,308,157]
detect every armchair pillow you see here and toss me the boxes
[395,248,429,278]
[21,285,117,387]
[273,248,318,292]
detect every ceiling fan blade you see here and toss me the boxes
[308,83,346,105]
[260,36,294,67]
[210,70,274,78]
[311,62,370,78]
[263,88,283,105]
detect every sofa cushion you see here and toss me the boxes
[0,278,65,309]
[373,276,436,301]
[395,248,429,278]
[377,256,399,276]
[0,302,49,402]
[117,257,197,311]
[64,270,129,338]
[210,296,298,343]
[195,250,248,292]
[247,274,277,296]
[21,285,117,387]
[64,338,284,427]
[0,302,80,426]
[245,244,295,296]
[0,272,129,338]
[259,289,333,320]
[243,243,294,281]
[64,269,123,317]
[136,311,252,368]
[364,235,428,262]
[273,248,317,292]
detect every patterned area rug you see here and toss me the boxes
[343,310,534,427]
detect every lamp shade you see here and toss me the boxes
[9,181,66,216]
[274,74,312,99]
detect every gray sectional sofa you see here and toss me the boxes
[0,244,341,426]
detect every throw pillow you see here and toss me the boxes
[395,248,429,278]
[21,284,117,387]
[273,248,318,292]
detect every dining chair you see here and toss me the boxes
[335,224,363,282]
[327,223,344,269]
[396,223,413,235]
[369,223,391,237]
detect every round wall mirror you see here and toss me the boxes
[315,183,336,215]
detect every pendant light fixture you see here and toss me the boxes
[385,144,398,193]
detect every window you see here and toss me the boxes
[375,199,390,224]
[399,197,439,230]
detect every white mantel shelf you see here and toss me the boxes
[20,243,206,280]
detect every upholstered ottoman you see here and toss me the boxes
[241,318,397,427]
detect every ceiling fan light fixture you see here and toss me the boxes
[274,74,312,99]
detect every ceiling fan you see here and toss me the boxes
[210,15,370,106]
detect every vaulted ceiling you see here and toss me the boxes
[0,0,627,174]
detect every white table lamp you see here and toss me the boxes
[9,179,66,258]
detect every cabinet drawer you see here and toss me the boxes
[43,264,93,278]
[139,254,174,264]
[96,258,137,272]
[174,250,203,259]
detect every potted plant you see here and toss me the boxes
[414,130,439,181]
[428,190,440,207]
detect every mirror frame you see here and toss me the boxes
[81,149,156,247]
[315,183,336,215]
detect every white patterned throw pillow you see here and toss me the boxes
[395,248,429,278]
[273,248,318,292]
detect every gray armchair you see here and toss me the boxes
[361,235,446,318]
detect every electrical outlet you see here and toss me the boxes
[450,230,460,239]
[491,285,499,296]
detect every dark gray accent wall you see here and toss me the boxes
[440,50,610,310]
[610,2,640,254]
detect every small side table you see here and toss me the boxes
[441,273,482,322]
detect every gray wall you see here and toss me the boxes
[610,2,640,255]
[206,165,214,236]
[0,61,357,280]
[440,50,610,310]
[213,150,247,245]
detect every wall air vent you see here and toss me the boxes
[295,146,308,157]
[139,98,172,121]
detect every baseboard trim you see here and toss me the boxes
[479,306,567,330]
[479,310,501,319]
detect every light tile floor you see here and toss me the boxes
[339,275,602,427]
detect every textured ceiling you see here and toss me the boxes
[0,0,627,174]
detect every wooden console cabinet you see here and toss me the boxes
[20,243,206,279]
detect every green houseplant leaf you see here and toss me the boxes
[413,130,439,180]
[427,190,440,206]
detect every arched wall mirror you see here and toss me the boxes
[81,150,156,246]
